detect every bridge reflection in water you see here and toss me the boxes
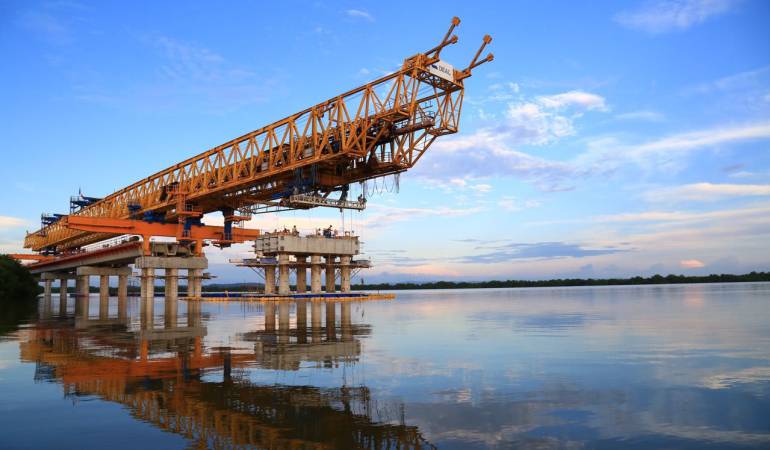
[23,295,433,449]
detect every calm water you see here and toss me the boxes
[1,283,769,449]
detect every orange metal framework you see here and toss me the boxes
[24,17,493,254]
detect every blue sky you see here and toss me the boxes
[1,0,769,283]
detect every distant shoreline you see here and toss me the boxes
[201,271,770,292]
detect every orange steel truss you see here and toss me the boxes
[63,216,261,255]
[25,17,493,254]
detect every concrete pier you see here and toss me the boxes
[235,233,368,294]
[99,275,109,299]
[264,266,276,294]
[60,278,68,298]
[340,255,351,292]
[296,257,307,293]
[165,268,179,299]
[325,256,336,293]
[44,280,52,297]
[188,269,203,297]
[118,275,128,299]
[278,254,290,295]
[77,275,90,296]
[310,255,322,293]
[141,268,155,298]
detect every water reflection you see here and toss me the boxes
[4,284,770,449]
[18,295,432,449]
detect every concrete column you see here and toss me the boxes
[310,255,322,294]
[58,290,67,316]
[75,296,89,320]
[118,275,128,300]
[99,293,109,320]
[277,254,290,295]
[165,296,178,328]
[44,280,52,297]
[325,256,336,293]
[141,268,155,298]
[340,255,351,292]
[117,295,127,322]
[99,275,109,298]
[77,275,90,297]
[165,268,179,299]
[264,302,276,331]
[141,297,154,330]
[188,269,203,297]
[295,257,307,293]
[59,278,68,299]
[264,266,276,295]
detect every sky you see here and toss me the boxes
[0,0,769,283]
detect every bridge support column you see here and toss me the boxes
[277,254,290,295]
[141,296,154,330]
[310,255,322,294]
[99,275,109,299]
[59,278,68,299]
[77,275,90,297]
[141,268,155,298]
[340,255,351,292]
[99,290,109,320]
[118,275,128,299]
[186,269,202,297]
[43,280,52,297]
[295,256,307,293]
[264,266,276,295]
[325,256,336,293]
[165,268,179,299]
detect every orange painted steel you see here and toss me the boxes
[64,215,261,255]
[6,253,54,262]
[24,17,492,254]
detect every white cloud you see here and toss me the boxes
[680,259,705,268]
[614,110,665,121]
[0,216,27,229]
[498,196,541,212]
[581,122,770,174]
[362,205,482,228]
[345,9,374,22]
[644,183,770,202]
[615,0,738,34]
[536,90,608,111]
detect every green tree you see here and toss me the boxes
[0,254,41,301]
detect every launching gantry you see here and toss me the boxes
[21,17,493,296]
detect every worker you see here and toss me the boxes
[292,225,298,235]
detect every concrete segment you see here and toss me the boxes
[254,234,359,256]
[77,266,132,276]
[134,256,208,270]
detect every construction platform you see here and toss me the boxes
[194,291,395,302]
